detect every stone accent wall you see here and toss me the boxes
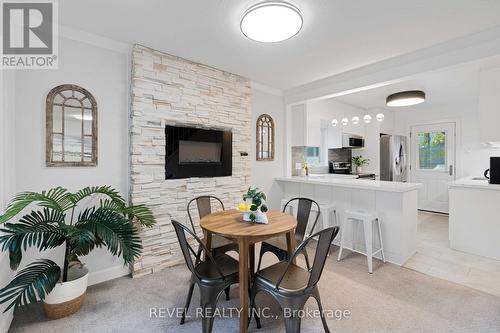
[130,45,251,277]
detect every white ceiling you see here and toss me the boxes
[332,63,481,110]
[59,0,500,90]
[332,53,500,110]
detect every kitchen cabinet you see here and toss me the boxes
[291,104,307,146]
[327,126,342,148]
[290,103,323,147]
[291,102,366,148]
[479,66,500,144]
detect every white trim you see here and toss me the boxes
[59,25,132,54]
[284,26,500,104]
[251,81,284,96]
[87,264,131,286]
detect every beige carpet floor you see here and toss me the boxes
[10,246,500,333]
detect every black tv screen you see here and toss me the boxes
[165,125,232,179]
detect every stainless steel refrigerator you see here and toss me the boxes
[380,135,408,182]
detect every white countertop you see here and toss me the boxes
[275,175,422,193]
[450,177,500,191]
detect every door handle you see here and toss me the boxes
[449,165,453,176]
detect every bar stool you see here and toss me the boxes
[337,209,386,273]
[280,198,338,235]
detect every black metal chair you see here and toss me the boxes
[173,220,243,333]
[250,226,340,333]
[256,197,321,271]
[187,196,238,300]
[187,196,239,257]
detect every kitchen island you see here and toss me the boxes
[275,175,422,265]
[449,178,500,260]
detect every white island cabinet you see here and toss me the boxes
[449,178,500,260]
[275,176,422,266]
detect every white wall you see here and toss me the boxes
[0,66,17,333]
[251,89,285,210]
[8,36,130,287]
[394,101,500,179]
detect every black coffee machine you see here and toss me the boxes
[484,157,500,184]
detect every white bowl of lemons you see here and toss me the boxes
[236,203,268,224]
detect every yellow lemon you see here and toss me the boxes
[238,203,248,211]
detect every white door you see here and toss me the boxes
[410,122,456,214]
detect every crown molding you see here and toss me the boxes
[251,81,283,96]
[59,25,132,54]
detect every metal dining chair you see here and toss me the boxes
[250,226,340,333]
[173,220,249,333]
[256,197,321,271]
[187,196,239,257]
[187,196,238,300]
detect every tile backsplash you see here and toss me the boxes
[292,147,352,175]
[291,146,307,176]
[328,148,352,163]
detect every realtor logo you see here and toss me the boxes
[1,0,58,69]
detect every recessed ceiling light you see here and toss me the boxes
[363,115,372,123]
[376,113,385,122]
[240,1,303,43]
[341,117,349,126]
[331,119,338,127]
[386,90,426,107]
[352,116,360,125]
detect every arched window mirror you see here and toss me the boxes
[46,84,97,167]
[256,114,275,161]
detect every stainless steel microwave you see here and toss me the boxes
[342,133,365,148]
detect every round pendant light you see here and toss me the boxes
[386,90,426,107]
[241,2,303,43]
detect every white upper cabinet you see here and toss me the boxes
[479,66,500,144]
[290,103,323,147]
[327,126,342,148]
[291,104,307,146]
[291,101,366,148]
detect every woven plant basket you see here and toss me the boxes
[43,266,89,320]
[43,292,86,319]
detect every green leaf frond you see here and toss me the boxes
[0,187,72,224]
[0,259,61,312]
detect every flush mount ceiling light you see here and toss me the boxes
[240,1,303,43]
[331,119,338,127]
[386,90,426,107]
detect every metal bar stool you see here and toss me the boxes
[337,209,386,273]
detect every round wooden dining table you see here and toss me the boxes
[200,209,297,333]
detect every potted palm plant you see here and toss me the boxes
[0,186,155,319]
[352,155,370,174]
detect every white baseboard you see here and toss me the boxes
[87,265,131,286]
